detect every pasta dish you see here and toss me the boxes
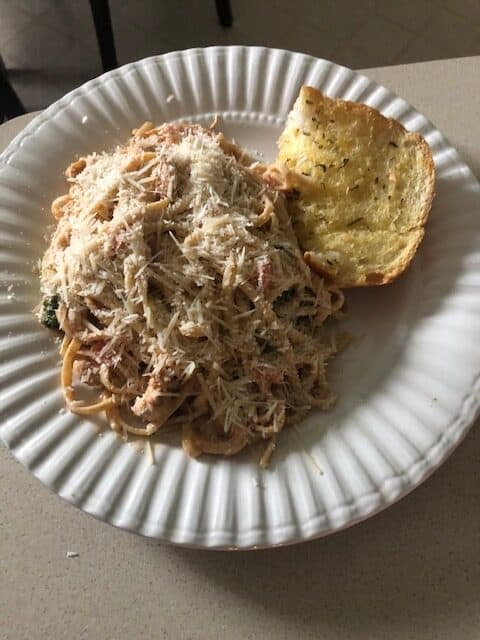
[39,121,343,464]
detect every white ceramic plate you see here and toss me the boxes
[1,47,480,549]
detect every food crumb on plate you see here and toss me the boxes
[81,116,88,124]
[166,94,175,103]
[66,551,79,558]
[252,476,265,489]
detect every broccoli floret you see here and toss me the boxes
[40,294,60,330]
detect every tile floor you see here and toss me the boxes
[1,0,480,111]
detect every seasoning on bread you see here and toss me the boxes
[277,86,435,287]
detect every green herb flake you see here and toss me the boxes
[347,217,364,226]
[275,286,297,305]
[40,294,60,330]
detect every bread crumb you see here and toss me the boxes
[252,476,265,489]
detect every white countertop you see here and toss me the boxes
[1,56,479,640]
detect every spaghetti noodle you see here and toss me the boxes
[39,121,344,463]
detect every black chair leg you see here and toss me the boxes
[89,0,118,72]
[0,58,26,121]
[215,0,233,27]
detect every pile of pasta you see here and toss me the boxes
[39,121,343,464]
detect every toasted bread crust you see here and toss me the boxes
[280,86,435,287]
[304,229,425,287]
